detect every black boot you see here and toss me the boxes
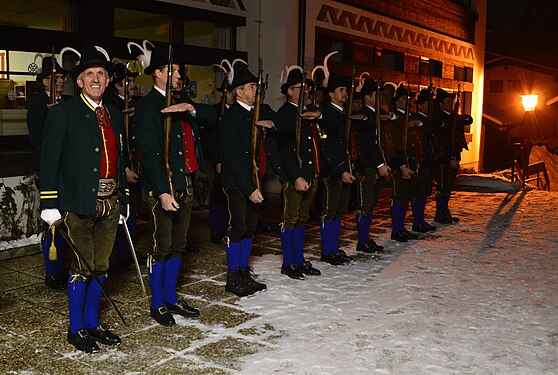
[225,270,256,297]
[240,267,267,292]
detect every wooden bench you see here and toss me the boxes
[512,143,550,190]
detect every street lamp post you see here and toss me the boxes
[521,94,538,153]
[519,94,538,187]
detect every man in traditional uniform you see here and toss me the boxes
[317,73,357,265]
[352,78,391,255]
[410,88,438,233]
[104,63,140,270]
[273,67,322,279]
[219,60,276,297]
[134,43,216,326]
[433,88,473,223]
[208,78,234,244]
[27,55,71,290]
[40,45,127,353]
[384,85,421,242]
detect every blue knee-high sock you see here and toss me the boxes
[357,214,372,245]
[280,227,295,267]
[84,276,105,329]
[239,238,252,268]
[53,231,68,275]
[436,194,446,214]
[42,233,57,277]
[412,198,427,225]
[149,261,165,309]
[164,256,182,305]
[226,241,241,271]
[331,218,342,253]
[68,278,88,334]
[293,225,306,265]
[320,220,331,256]
[391,204,404,233]
[444,194,451,212]
[210,202,220,234]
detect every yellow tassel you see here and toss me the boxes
[48,225,57,261]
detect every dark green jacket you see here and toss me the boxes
[219,101,283,196]
[317,103,349,176]
[26,91,72,172]
[134,88,217,196]
[40,94,127,216]
[274,101,319,182]
[353,105,386,169]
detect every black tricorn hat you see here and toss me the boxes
[359,78,383,97]
[393,85,416,102]
[414,88,433,105]
[37,57,68,82]
[435,88,455,102]
[70,45,113,81]
[280,67,312,95]
[143,43,183,75]
[111,63,139,84]
[325,73,349,93]
[229,60,257,90]
[217,77,229,92]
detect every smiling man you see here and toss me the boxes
[40,45,128,353]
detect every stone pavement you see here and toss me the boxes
[2,188,552,374]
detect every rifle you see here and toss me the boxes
[123,63,135,173]
[450,83,461,157]
[163,45,175,197]
[428,76,433,122]
[294,68,306,169]
[403,81,411,166]
[250,58,265,191]
[343,65,356,175]
[50,48,57,105]
[375,69,386,162]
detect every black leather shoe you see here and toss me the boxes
[150,306,176,326]
[45,274,66,290]
[357,240,384,253]
[320,253,345,266]
[67,329,100,353]
[412,222,430,233]
[446,209,460,222]
[241,268,267,292]
[300,261,321,276]
[403,229,419,240]
[434,211,451,224]
[226,270,256,297]
[87,324,121,346]
[281,264,305,280]
[391,232,409,242]
[337,250,354,263]
[166,300,200,317]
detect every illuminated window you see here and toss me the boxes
[114,8,170,43]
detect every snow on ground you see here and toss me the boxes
[237,190,558,374]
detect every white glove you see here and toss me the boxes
[41,208,61,226]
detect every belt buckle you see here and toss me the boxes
[98,178,117,197]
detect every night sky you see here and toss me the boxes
[486,0,558,67]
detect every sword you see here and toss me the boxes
[120,219,147,296]
[54,219,128,327]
